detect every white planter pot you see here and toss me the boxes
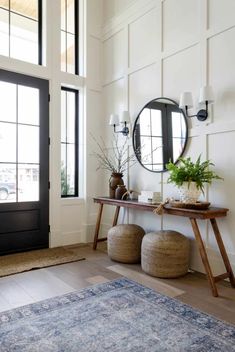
[178,182,201,203]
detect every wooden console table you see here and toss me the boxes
[93,197,235,297]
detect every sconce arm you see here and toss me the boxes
[185,101,208,122]
[112,122,129,136]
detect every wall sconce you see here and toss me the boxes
[109,111,130,136]
[179,86,214,121]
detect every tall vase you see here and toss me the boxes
[109,173,124,198]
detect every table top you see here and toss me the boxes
[93,197,229,219]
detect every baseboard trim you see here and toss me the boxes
[50,230,84,247]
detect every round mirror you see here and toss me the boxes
[132,97,188,172]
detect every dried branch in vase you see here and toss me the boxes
[90,134,137,174]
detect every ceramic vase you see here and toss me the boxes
[109,173,124,198]
[115,185,127,200]
[178,182,201,203]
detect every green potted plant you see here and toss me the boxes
[166,155,223,203]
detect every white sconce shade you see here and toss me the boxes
[179,92,193,108]
[119,110,130,124]
[199,86,214,104]
[109,113,119,126]
[179,86,215,122]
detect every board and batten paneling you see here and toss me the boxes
[129,63,161,121]
[162,45,200,104]
[208,28,235,123]
[101,0,235,273]
[208,131,235,250]
[129,7,160,69]
[162,0,200,54]
[208,0,235,32]
[103,30,126,84]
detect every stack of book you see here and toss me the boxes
[138,191,162,204]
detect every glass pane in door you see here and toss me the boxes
[18,164,39,202]
[18,86,39,125]
[18,125,39,164]
[0,81,40,203]
[0,81,16,122]
[0,122,16,162]
[0,164,16,202]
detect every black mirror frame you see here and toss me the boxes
[132,97,188,173]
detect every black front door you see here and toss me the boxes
[0,70,49,255]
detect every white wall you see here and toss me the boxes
[101,0,235,274]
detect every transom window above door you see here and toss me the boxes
[0,0,42,64]
[61,0,79,74]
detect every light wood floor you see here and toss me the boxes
[0,243,234,325]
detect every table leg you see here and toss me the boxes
[93,203,104,250]
[210,218,235,288]
[190,218,218,297]
[113,206,120,226]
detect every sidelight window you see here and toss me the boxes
[61,87,79,197]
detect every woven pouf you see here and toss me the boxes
[108,224,145,263]
[141,231,190,278]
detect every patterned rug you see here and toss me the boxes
[0,278,234,351]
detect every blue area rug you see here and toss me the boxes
[0,278,234,352]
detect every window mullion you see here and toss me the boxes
[65,91,68,195]
[8,0,11,57]
[38,0,42,65]
[61,87,79,198]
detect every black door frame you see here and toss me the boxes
[0,69,49,255]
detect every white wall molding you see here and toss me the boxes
[102,0,158,39]
[207,24,235,41]
[61,198,85,207]
[103,76,125,88]
[49,230,62,248]
[59,72,85,88]
[102,41,201,87]
[190,120,235,138]
[101,0,235,274]
[89,33,102,41]
[127,59,159,77]
[50,230,85,247]
[84,222,111,244]
[88,87,102,93]
[161,42,200,62]
[0,55,51,79]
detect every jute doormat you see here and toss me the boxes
[0,247,85,278]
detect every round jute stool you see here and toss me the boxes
[141,231,190,278]
[108,224,145,263]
